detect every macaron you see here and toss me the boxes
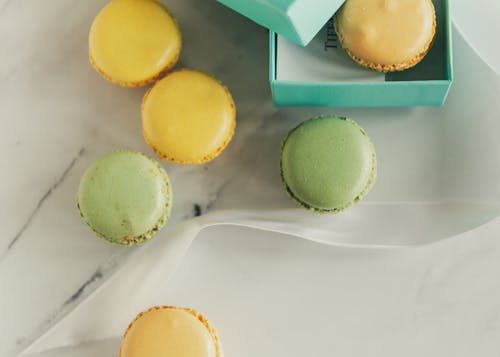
[89,0,182,86]
[142,69,236,164]
[280,116,377,213]
[77,150,172,245]
[334,0,436,72]
[120,306,222,357]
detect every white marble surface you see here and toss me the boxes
[1,0,500,356]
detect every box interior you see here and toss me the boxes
[273,0,451,83]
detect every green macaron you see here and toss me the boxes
[77,150,172,245]
[280,116,377,213]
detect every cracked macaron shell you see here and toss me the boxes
[77,150,172,245]
[280,116,377,213]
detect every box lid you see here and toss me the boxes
[217,0,344,46]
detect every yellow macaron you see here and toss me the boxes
[334,0,436,72]
[89,0,182,87]
[120,306,222,357]
[142,69,236,164]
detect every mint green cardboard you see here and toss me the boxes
[269,0,452,107]
[217,0,343,46]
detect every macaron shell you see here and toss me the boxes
[334,0,436,72]
[89,0,181,86]
[142,69,236,163]
[77,151,171,245]
[281,117,376,213]
[120,306,222,357]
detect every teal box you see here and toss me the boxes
[217,0,344,46]
[219,0,453,107]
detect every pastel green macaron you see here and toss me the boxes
[280,116,377,213]
[77,150,172,245]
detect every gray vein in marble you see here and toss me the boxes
[0,0,12,13]
[182,180,231,221]
[1,147,86,261]
[205,180,231,212]
[414,265,435,301]
[0,0,12,12]
[18,253,125,353]
[0,67,18,82]
[63,269,103,306]
[193,204,202,217]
